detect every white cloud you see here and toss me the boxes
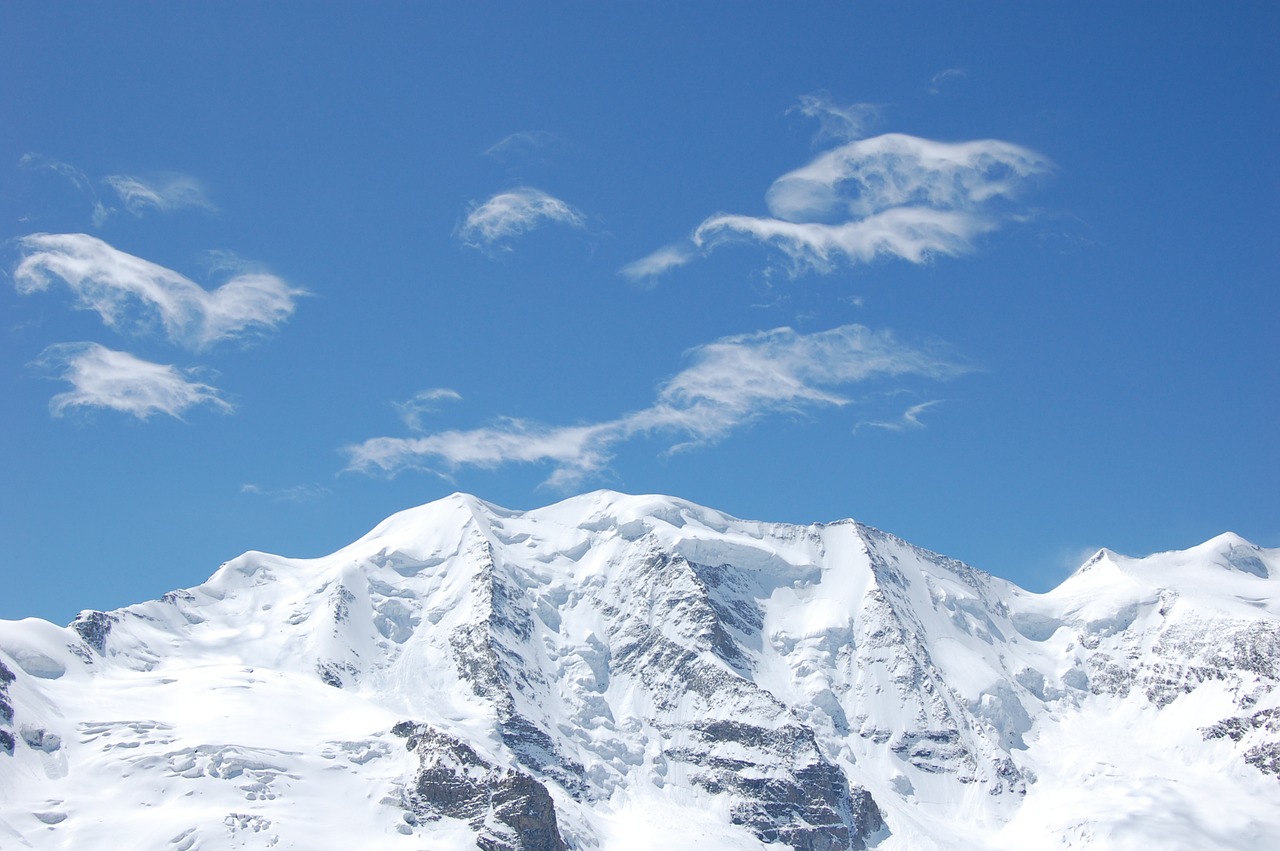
[623,101,1051,280]
[456,187,585,250]
[694,207,991,274]
[929,68,967,95]
[483,131,559,161]
[789,92,879,144]
[19,156,215,225]
[104,173,216,216]
[35,342,231,420]
[13,233,306,351]
[241,483,331,502]
[763,133,1047,223]
[619,242,697,281]
[345,324,965,486]
[393,388,462,431]
[19,153,112,225]
[854,399,943,433]
[19,152,94,193]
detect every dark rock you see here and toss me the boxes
[0,729,13,756]
[483,770,567,851]
[71,611,117,654]
[672,719,882,850]
[397,722,569,851]
[1245,742,1280,778]
[317,661,358,688]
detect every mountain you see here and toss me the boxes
[1,490,1277,850]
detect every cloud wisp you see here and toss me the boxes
[19,156,215,225]
[13,233,306,351]
[456,187,585,251]
[104,173,217,216]
[35,342,232,420]
[483,131,559,162]
[854,399,944,433]
[929,68,967,96]
[789,93,880,145]
[345,324,966,487]
[623,94,1051,280]
[241,483,331,503]
[393,388,463,432]
[19,153,113,226]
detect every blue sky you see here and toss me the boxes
[2,3,1277,624]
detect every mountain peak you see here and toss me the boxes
[2,496,1277,849]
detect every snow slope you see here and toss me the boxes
[1,491,1277,849]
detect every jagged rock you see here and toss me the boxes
[392,722,569,851]
[71,610,118,654]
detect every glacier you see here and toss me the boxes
[0,490,1277,849]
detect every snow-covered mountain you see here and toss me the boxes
[1,491,1277,850]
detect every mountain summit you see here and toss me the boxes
[1,491,1277,849]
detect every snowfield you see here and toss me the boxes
[1,491,1277,849]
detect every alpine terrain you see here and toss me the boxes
[1,491,1277,850]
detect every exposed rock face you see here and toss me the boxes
[670,718,880,851]
[71,610,117,654]
[0,658,14,755]
[392,721,568,851]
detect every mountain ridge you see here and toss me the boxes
[1,490,1277,849]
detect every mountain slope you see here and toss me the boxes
[1,491,1277,849]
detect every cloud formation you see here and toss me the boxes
[241,483,331,502]
[19,153,113,226]
[456,187,585,250]
[618,243,696,281]
[854,399,943,433]
[929,68,967,95]
[623,94,1051,280]
[789,93,880,144]
[345,324,965,486]
[483,131,559,161]
[393,388,463,431]
[104,173,216,216]
[35,342,232,420]
[19,156,215,225]
[13,233,305,351]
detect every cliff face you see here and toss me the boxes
[1,491,1277,849]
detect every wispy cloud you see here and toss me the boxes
[693,207,991,273]
[13,233,306,351]
[19,153,94,193]
[19,153,112,226]
[624,94,1051,280]
[789,92,880,144]
[345,324,966,486]
[104,173,216,216]
[929,68,967,96]
[393,388,462,431]
[456,187,585,250]
[619,243,697,282]
[241,483,331,503]
[34,342,231,420]
[484,131,559,161]
[19,156,215,225]
[854,399,944,433]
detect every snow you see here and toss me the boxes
[1,489,1277,849]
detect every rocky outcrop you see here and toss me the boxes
[0,658,15,755]
[670,719,882,851]
[71,610,118,654]
[392,721,569,851]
